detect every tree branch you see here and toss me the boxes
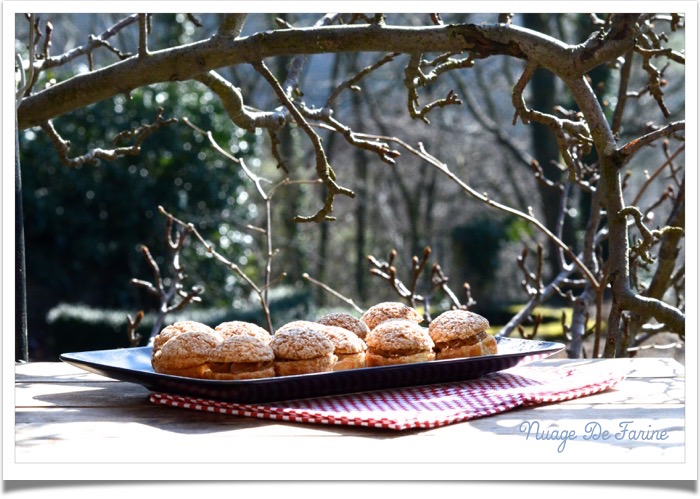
[16,14,37,100]
[512,62,593,181]
[615,121,685,164]
[18,22,579,130]
[619,206,683,264]
[130,219,204,340]
[326,52,399,107]
[302,273,365,314]
[193,71,286,132]
[218,14,247,37]
[138,14,149,57]
[357,133,600,288]
[630,143,684,207]
[303,109,401,164]
[450,70,535,169]
[252,60,355,223]
[570,13,641,75]
[611,50,634,136]
[403,53,466,124]
[41,14,137,71]
[39,108,176,167]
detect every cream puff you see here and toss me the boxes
[151,330,223,378]
[315,324,367,371]
[152,321,217,358]
[428,309,497,360]
[277,320,366,370]
[316,313,370,340]
[360,302,424,331]
[276,320,318,333]
[204,335,275,380]
[270,327,337,376]
[364,319,435,366]
[215,320,272,344]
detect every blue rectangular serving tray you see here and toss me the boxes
[60,336,564,403]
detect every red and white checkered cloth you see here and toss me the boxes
[149,365,625,430]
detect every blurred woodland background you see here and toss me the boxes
[15,13,685,361]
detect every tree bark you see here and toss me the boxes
[18,22,637,130]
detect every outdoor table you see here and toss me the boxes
[12,357,687,479]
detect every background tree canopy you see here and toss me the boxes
[15,12,686,361]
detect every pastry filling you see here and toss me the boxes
[275,352,336,366]
[337,352,363,361]
[276,356,326,364]
[370,346,427,358]
[435,331,489,352]
[208,360,273,374]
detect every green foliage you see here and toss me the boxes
[21,79,271,360]
[504,218,534,242]
[21,81,263,311]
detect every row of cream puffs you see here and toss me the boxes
[150,302,496,379]
[150,316,368,379]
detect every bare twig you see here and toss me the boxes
[42,14,137,71]
[302,273,365,314]
[403,53,466,124]
[138,14,149,57]
[431,264,469,311]
[326,52,400,107]
[517,245,545,298]
[158,205,274,333]
[20,14,41,97]
[616,121,685,164]
[633,23,685,118]
[367,246,474,321]
[368,250,413,301]
[130,217,204,341]
[218,14,247,37]
[42,21,53,59]
[181,117,317,333]
[16,14,37,100]
[186,14,203,28]
[302,106,401,165]
[619,206,684,264]
[356,134,600,288]
[40,109,176,167]
[517,313,541,340]
[612,50,634,136]
[512,62,593,181]
[126,310,144,347]
[181,117,323,332]
[253,60,355,223]
[430,14,444,25]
